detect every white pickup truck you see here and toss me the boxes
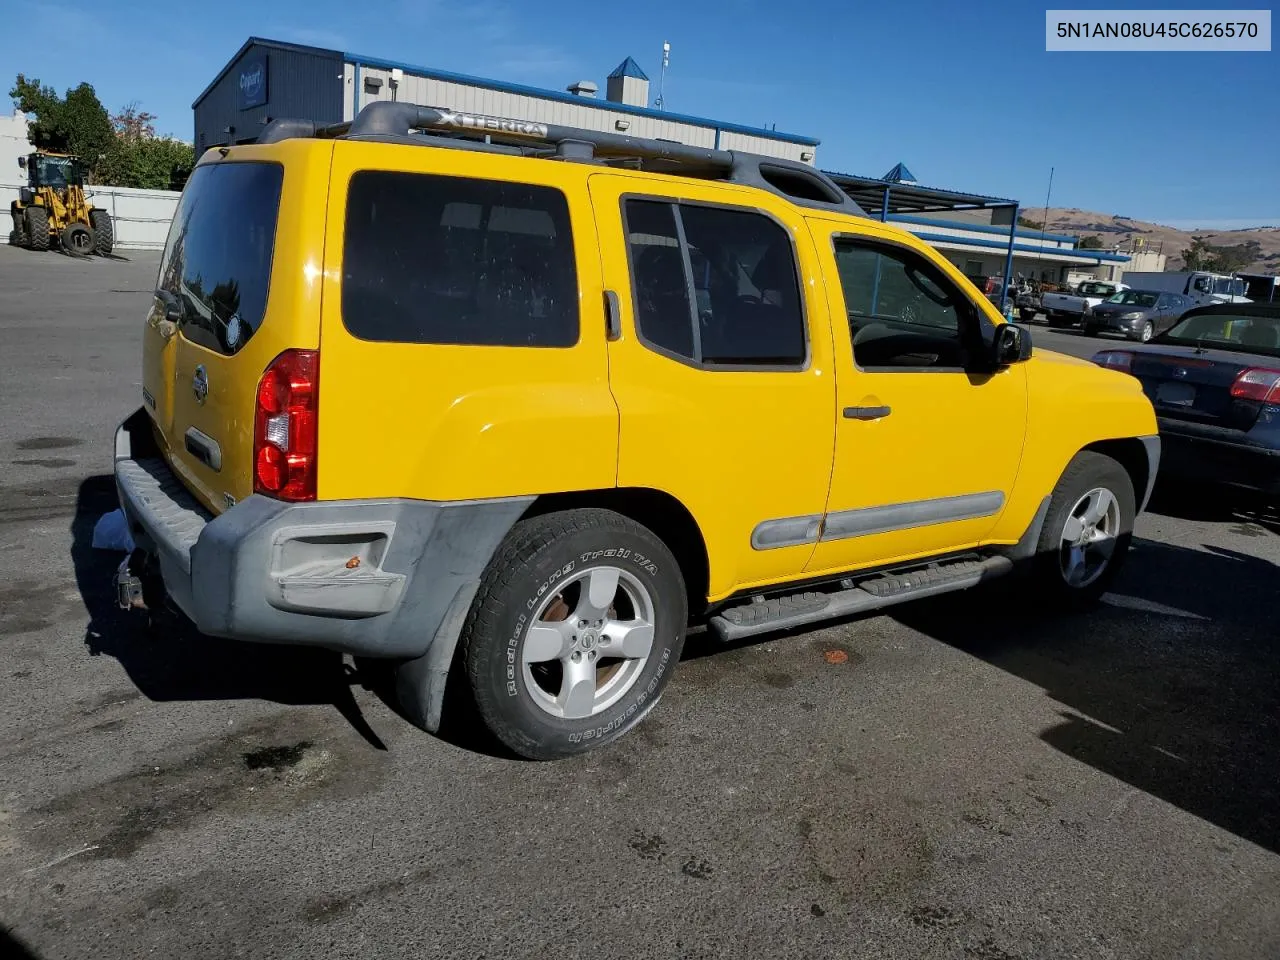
[1041,280,1129,327]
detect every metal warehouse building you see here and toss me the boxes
[193,37,820,163]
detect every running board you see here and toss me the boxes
[709,556,1014,642]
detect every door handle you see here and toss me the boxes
[603,289,621,341]
[843,405,892,420]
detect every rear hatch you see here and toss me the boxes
[141,142,330,513]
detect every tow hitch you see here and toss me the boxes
[115,549,150,611]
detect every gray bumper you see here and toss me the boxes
[1139,433,1161,513]
[113,408,531,658]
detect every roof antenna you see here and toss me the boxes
[654,41,670,109]
[1034,165,1054,270]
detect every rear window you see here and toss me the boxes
[341,171,579,347]
[157,161,283,356]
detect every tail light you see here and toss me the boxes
[1092,350,1134,373]
[1230,367,1280,403]
[253,349,318,501]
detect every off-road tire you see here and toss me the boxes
[24,206,49,251]
[89,209,114,255]
[61,223,93,258]
[460,508,687,760]
[8,229,20,246]
[1030,451,1136,608]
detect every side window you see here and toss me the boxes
[342,171,578,346]
[625,200,695,359]
[833,238,982,371]
[622,198,806,367]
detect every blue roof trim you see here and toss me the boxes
[888,213,1079,244]
[343,50,821,146]
[909,230,1131,263]
[609,57,649,81]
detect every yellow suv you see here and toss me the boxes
[113,102,1159,759]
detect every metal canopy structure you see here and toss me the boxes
[824,171,1021,311]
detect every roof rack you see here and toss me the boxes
[256,101,866,217]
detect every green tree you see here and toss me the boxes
[1077,234,1104,249]
[95,102,193,190]
[1181,236,1214,270]
[1209,241,1260,273]
[97,132,194,190]
[1018,216,1043,230]
[10,75,114,174]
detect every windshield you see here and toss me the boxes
[1105,291,1158,307]
[1158,312,1280,357]
[1078,282,1113,296]
[32,156,84,188]
[1213,277,1246,297]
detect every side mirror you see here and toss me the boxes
[992,323,1031,366]
[18,156,26,169]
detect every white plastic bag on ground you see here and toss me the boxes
[92,508,135,552]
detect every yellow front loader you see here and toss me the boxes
[8,151,114,256]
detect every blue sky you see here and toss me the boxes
[6,0,1277,228]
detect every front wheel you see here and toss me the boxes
[1030,451,1136,607]
[459,508,688,760]
[1137,321,1154,342]
[24,206,49,251]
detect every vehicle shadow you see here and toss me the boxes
[70,475,388,750]
[1147,478,1280,536]
[0,926,43,960]
[891,535,1280,854]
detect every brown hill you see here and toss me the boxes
[1030,208,1279,273]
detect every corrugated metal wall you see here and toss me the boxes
[349,64,815,164]
[194,43,344,151]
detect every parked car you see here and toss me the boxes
[1083,289,1193,342]
[1041,280,1129,327]
[111,100,1160,760]
[1092,303,1280,496]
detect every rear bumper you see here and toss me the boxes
[113,408,532,657]
[1157,418,1280,495]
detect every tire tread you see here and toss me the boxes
[459,507,683,759]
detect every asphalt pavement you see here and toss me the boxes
[1,245,1277,960]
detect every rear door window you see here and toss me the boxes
[342,171,579,347]
[622,198,806,367]
[158,161,284,355]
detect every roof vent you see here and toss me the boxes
[567,80,598,98]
